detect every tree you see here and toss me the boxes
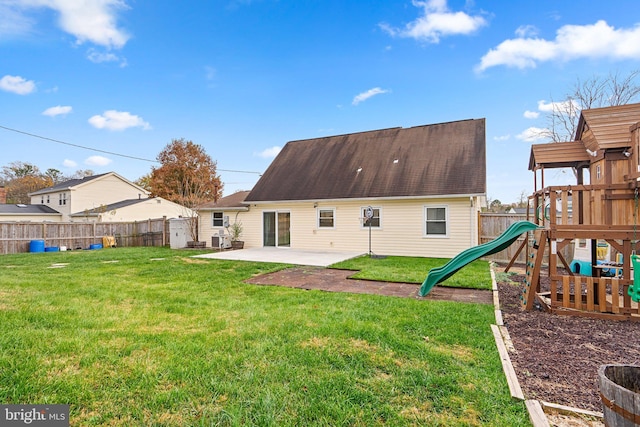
[542,70,640,142]
[0,162,52,204]
[134,173,152,192]
[149,138,223,241]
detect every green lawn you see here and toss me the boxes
[0,247,527,426]
[332,255,493,289]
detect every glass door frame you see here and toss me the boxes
[262,210,291,247]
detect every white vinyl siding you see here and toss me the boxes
[230,197,480,257]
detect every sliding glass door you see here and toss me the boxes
[263,211,290,247]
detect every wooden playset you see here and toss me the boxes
[510,103,640,320]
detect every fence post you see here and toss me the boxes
[162,216,167,246]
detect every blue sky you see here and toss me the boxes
[2,0,640,203]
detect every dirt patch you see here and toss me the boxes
[246,267,493,304]
[495,263,640,413]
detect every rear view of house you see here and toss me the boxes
[201,119,486,258]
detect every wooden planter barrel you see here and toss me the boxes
[598,365,640,426]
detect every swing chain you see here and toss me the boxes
[634,187,639,255]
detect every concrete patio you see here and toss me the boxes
[191,247,364,267]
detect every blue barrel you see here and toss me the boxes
[29,240,45,253]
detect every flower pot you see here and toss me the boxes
[231,241,244,250]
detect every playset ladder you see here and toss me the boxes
[522,229,547,310]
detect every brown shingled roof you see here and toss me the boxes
[245,119,486,202]
[198,190,251,210]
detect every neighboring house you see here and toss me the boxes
[70,197,195,222]
[201,119,487,257]
[28,172,151,222]
[0,203,62,222]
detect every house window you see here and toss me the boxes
[59,193,66,206]
[317,208,335,228]
[425,206,447,237]
[212,212,224,227]
[46,195,50,204]
[41,196,44,204]
[596,164,601,180]
[361,207,381,228]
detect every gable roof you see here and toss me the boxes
[68,197,187,217]
[29,172,149,196]
[575,102,640,150]
[0,204,61,215]
[197,191,251,211]
[245,119,486,203]
[528,141,591,171]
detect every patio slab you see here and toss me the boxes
[192,247,363,267]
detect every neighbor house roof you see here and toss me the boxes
[0,204,61,215]
[197,191,251,211]
[69,198,152,217]
[29,172,149,196]
[245,119,486,203]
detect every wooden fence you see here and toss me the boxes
[0,218,173,255]
[478,213,572,264]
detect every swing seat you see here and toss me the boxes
[630,255,640,302]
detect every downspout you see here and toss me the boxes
[470,196,475,247]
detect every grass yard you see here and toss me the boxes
[0,247,527,426]
[332,255,493,290]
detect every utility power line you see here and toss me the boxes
[0,124,262,175]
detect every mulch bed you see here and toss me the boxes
[246,265,640,412]
[495,264,640,412]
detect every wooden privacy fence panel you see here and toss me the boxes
[0,218,172,255]
[479,213,532,264]
[479,213,572,264]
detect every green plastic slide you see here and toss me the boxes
[419,220,540,297]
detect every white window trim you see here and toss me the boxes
[317,207,336,229]
[424,204,449,238]
[360,206,382,229]
[212,211,224,228]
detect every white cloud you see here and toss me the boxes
[477,20,640,72]
[516,127,548,142]
[493,134,510,141]
[1,0,130,49]
[0,75,36,94]
[87,48,127,66]
[255,146,282,159]
[380,0,487,43]
[515,25,538,38]
[537,99,581,113]
[42,105,72,117]
[63,159,77,168]
[352,87,390,105]
[88,110,151,131]
[84,155,112,166]
[523,110,539,119]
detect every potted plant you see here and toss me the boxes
[229,221,244,249]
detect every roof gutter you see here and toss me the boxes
[243,192,486,205]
